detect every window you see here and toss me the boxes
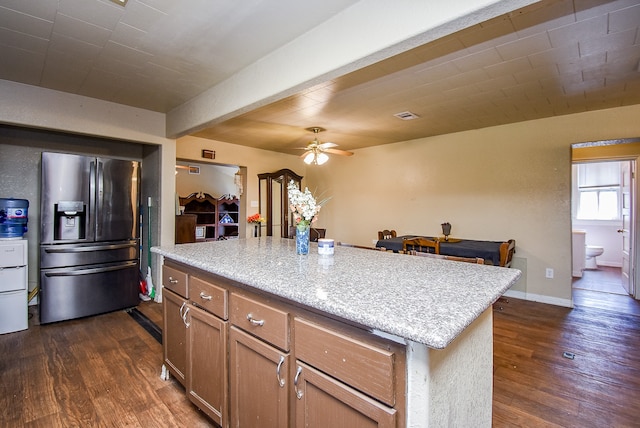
[575,162,621,220]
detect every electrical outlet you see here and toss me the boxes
[545,268,554,279]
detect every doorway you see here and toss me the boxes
[571,147,639,303]
[175,160,246,241]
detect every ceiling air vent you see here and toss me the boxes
[393,111,420,120]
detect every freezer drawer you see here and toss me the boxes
[39,260,139,324]
[40,240,138,269]
[0,266,27,292]
[0,289,28,334]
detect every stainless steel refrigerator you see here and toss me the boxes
[39,152,140,324]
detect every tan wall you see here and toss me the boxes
[304,104,640,307]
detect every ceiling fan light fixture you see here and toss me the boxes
[304,152,316,165]
[316,152,329,165]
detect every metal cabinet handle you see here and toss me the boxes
[199,291,212,301]
[276,355,286,388]
[182,306,190,328]
[169,276,178,284]
[246,313,264,326]
[179,301,187,318]
[294,366,303,399]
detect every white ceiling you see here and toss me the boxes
[1,0,639,155]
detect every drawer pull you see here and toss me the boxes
[169,276,179,284]
[199,291,212,301]
[246,313,265,326]
[276,355,286,388]
[294,366,303,399]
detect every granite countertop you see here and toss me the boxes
[152,237,521,349]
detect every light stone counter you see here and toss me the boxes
[152,237,520,349]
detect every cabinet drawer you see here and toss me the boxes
[162,264,188,298]
[190,276,228,320]
[294,318,396,407]
[0,241,26,267]
[230,293,289,351]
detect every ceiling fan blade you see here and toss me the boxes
[300,150,312,158]
[318,142,338,149]
[324,148,354,157]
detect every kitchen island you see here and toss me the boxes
[153,237,521,427]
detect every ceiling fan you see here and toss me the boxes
[299,127,354,165]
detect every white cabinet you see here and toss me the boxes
[0,239,28,334]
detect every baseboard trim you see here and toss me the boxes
[503,290,573,308]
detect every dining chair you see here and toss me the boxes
[443,255,485,264]
[402,237,440,254]
[310,228,326,242]
[377,229,397,240]
[499,239,516,267]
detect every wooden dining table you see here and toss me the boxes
[375,235,514,266]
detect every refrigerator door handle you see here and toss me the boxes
[43,261,138,277]
[96,159,104,239]
[43,242,136,253]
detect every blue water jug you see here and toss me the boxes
[0,198,29,238]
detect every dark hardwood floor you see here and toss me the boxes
[493,281,640,427]
[1,284,638,427]
[0,304,214,427]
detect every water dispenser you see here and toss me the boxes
[53,201,86,241]
[0,198,29,239]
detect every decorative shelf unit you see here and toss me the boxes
[179,193,239,242]
[180,193,217,242]
[217,197,239,239]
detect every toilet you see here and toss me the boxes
[585,245,604,270]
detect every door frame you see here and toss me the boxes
[571,155,638,300]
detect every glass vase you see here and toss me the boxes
[296,224,310,255]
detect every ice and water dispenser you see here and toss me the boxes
[54,201,86,241]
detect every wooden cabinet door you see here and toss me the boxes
[294,361,396,428]
[163,288,187,384]
[229,326,289,428]
[187,305,228,427]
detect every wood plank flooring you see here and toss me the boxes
[493,289,640,427]
[0,305,214,427]
[1,289,638,427]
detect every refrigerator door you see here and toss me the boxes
[40,152,95,244]
[39,260,139,324]
[96,158,139,242]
